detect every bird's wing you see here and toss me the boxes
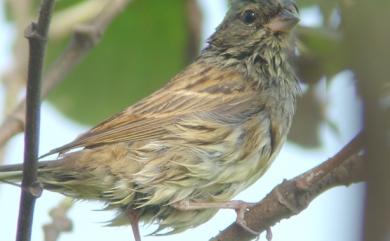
[43,63,258,157]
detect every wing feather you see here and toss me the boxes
[43,63,257,156]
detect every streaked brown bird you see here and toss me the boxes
[0,0,300,240]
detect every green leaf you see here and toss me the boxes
[47,0,189,125]
[296,26,346,84]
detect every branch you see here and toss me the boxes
[0,0,131,149]
[16,1,55,241]
[210,133,365,241]
[49,0,110,40]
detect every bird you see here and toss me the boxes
[0,0,300,240]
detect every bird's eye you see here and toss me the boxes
[241,10,257,24]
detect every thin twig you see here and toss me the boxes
[16,1,56,241]
[210,133,365,241]
[49,0,110,40]
[0,0,131,149]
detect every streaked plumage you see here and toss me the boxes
[0,0,300,237]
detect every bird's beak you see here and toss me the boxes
[265,7,300,33]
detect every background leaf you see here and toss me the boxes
[47,0,191,125]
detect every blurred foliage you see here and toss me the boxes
[342,2,390,239]
[287,0,346,148]
[46,0,193,124]
[288,88,323,148]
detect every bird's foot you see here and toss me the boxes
[232,200,259,236]
[172,200,260,236]
[235,203,273,241]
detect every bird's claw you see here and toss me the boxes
[233,201,260,236]
[233,201,273,241]
[236,217,260,236]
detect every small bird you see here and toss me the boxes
[0,0,300,240]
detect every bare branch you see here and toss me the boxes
[295,132,363,190]
[210,133,365,241]
[16,1,56,241]
[0,0,131,149]
[49,0,110,40]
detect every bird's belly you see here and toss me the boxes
[203,143,273,202]
[128,136,275,234]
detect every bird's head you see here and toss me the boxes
[208,0,299,51]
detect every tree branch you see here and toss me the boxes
[16,1,55,241]
[0,0,131,149]
[210,133,365,241]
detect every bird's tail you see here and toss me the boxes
[0,161,54,183]
[0,153,110,201]
[0,151,124,203]
[0,158,88,198]
[0,163,24,182]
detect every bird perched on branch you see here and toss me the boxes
[0,0,300,240]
